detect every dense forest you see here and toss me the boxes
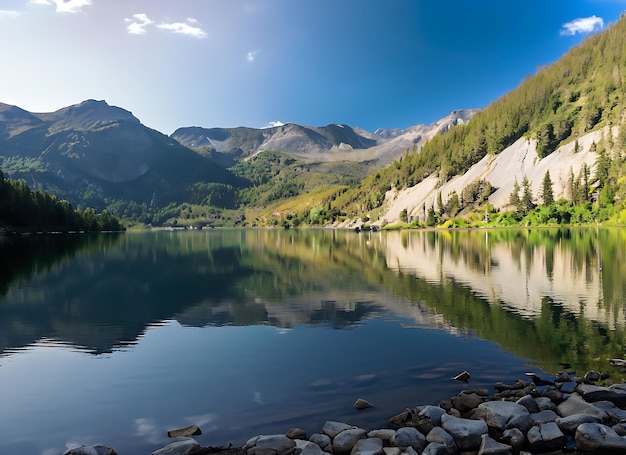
[0,170,124,233]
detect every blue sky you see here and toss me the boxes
[0,1,625,134]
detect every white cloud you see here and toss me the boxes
[265,121,285,128]
[125,14,206,39]
[0,10,20,20]
[157,19,207,39]
[560,15,604,36]
[125,13,154,35]
[247,49,260,62]
[33,0,93,13]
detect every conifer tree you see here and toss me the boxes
[521,176,535,215]
[541,171,554,206]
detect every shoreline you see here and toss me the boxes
[67,368,626,455]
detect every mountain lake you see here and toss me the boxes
[0,228,625,454]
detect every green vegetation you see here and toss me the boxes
[0,170,124,233]
[326,16,626,226]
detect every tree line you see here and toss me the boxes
[0,171,124,233]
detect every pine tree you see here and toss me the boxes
[541,171,554,206]
[520,176,535,215]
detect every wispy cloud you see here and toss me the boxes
[125,13,153,35]
[560,15,604,36]
[157,19,207,39]
[0,10,20,20]
[265,121,285,128]
[125,14,207,39]
[247,49,260,62]
[32,0,92,13]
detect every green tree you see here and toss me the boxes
[426,206,437,226]
[541,171,554,206]
[399,208,409,223]
[520,176,535,215]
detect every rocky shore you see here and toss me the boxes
[65,367,626,455]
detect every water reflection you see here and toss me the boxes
[2,228,626,454]
[379,228,626,373]
[0,228,624,374]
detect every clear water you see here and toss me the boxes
[0,228,624,454]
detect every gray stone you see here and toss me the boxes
[592,400,626,422]
[577,384,608,395]
[382,448,401,455]
[477,434,512,455]
[421,443,449,455]
[501,428,525,453]
[441,413,488,451]
[540,387,563,402]
[426,426,456,453]
[286,428,307,440]
[243,436,261,451]
[295,441,326,455]
[367,429,396,442]
[452,370,470,381]
[474,401,531,433]
[309,433,332,452]
[64,445,118,455]
[355,398,374,410]
[613,422,626,436]
[322,421,356,439]
[151,439,201,455]
[530,409,559,425]
[451,392,484,412]
[401,447,417,455]
[167,425,202,438]
[556,413,603,433]
[418,405,446,426]
[555,371,571,383]
[584,371,601,383]
[391,427,426,451]
[248,448,279,455]
[516,394,539,413]
[535,397,557,412]
[389,409,415,427]
[583,389,626,408]
[558,381,578,394]
[609,383,626,393]
[557,393,608,421]
[350,437,383,455]
[575,422,626,453]
[255,435,297,453]
[333,428,368,454]
[526,423,565,453]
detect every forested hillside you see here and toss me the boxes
[0,171,124,233]
[326,14,626,227]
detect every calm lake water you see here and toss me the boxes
[1,228,625,454]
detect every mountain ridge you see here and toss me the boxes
[171,108,479,166]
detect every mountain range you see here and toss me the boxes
[0,98,476,210]
[2,14,626,227]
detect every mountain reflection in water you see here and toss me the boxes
[0,228,625,454]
